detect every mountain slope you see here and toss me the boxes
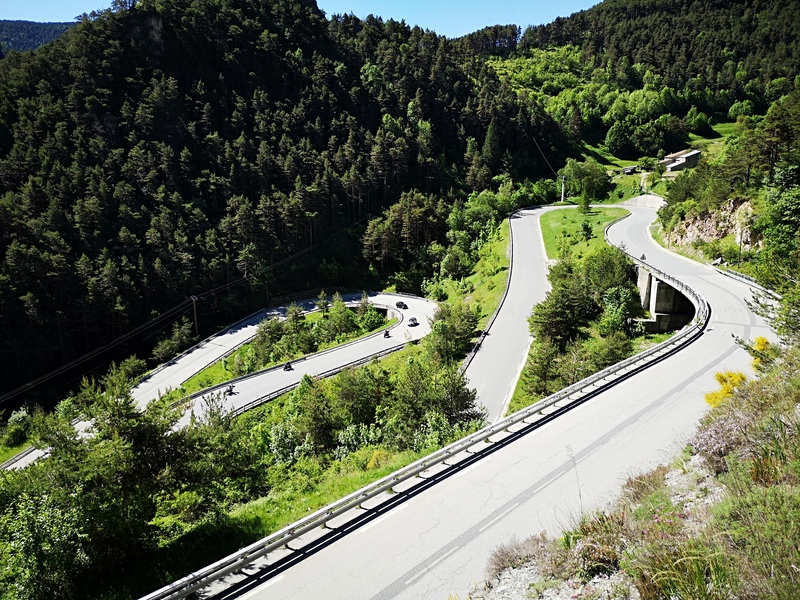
[0,20,74,53]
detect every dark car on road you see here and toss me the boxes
[395,301,408,309]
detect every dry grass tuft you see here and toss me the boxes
[623,465,669,504]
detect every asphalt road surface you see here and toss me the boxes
[178,292,438,426]
[6,292,437,470]
[204,201,773,600]
[464,207,550,421]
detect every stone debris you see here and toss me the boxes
[471,453,724,600]
[473,566,640,600]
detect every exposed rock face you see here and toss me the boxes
[667,199,757,250]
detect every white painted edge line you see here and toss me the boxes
[355,503,409,535]
[404,545,461,585]
[497,336,532,422]
[454,462,482,478]
[238,574,285,599]
[479,502,521,533]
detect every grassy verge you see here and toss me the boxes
[539,207,630,260]
[178,313,397,396]
[149,413,430,588]
[631,331,673,353]
[0,440,31,464]
[428,219,510,330]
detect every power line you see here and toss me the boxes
[530,131,559,178]
[0,214,373,407]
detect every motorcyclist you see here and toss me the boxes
[283,361,292,371]
[384,330,390,338]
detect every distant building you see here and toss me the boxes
[659,149,702,172]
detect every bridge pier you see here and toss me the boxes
[636,267,694,332]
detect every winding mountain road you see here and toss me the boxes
[198,200,772,600]
[177,292,437,426]
[5,292,438,470]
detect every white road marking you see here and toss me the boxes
[479,502,520,533]
[239,575,284,600]
[497,338,532,422]
[355,504,408,535]
[404,545,460,585]
[454,462,481,478]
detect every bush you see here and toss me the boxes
[623,538,735,600]
[3,408,31,447]
[714,481,800,599]
[358,304,386,332]
[704,370,747,408]
[422,277,449,301]
[572,512,626,579]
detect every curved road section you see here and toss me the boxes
[177,292,437,426]
[5,292,437,470]
[197,202,772,600]
[465,208,550,421]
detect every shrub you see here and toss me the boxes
[704,370,747,408]
[487,534,551,579]
[624,538,735,600]
[572,512,627,579]
[692,413,750,473]
[714,480,800,598]
[624,465,670,504]
[3,408,31,447]
[358,304,386,332]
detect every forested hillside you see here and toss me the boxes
[496,0,800,158]
[0,21,74,54]
[522,0,800,97]
[1,0,798,406]
[0,0,565,402]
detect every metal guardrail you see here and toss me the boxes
[3,296,409,472]
[230,343,407,417]
[139,212,711,600]
[138,288,348,388]
[0,445,37,470]
[712,266,782,300]
[169,301,407,409]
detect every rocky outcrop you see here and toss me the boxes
[667,199,758,250]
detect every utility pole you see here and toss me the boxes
[190,295,199,337]
[560,175,566,203]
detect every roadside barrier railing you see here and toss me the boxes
[169,301,406,409]
[139,211,710,600]
[138,287,349,388]
[712,266,781,300]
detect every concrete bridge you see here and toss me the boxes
[636,266,695,332]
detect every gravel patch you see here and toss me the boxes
[472,567,640,600]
